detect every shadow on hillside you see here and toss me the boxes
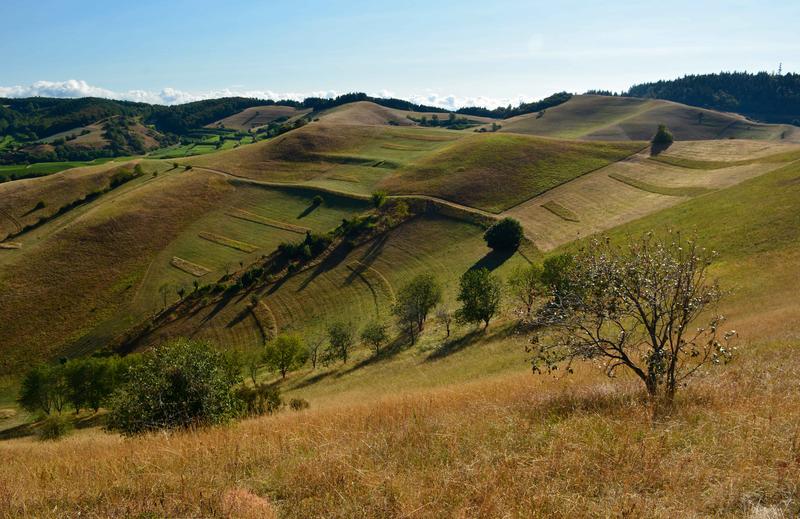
[426,329,485,361]
[200,293,235,324]
[226,306,252,328]
[356,233,389,269]
[469,248,515,272]
[0,411,107,441]
[426,322,517,361]
[297,202,320,219]
[296,240,353,291]
[649,141,673,156]
[290,335,411,390]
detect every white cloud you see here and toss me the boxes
[0,79,528,110]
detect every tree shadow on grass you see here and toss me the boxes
[0,411,108,441]
[426,322,517,361]
[226,306,252,328]
[296,240,353,291]
[289,335,411,390]
[469,248,515,272]
[649,141,673,156]
[297,202,320,219]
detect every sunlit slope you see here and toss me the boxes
[505,140,800,250]
[0,161,142,241]
[500,94,800,142]
[128,213,531,354]
[187,123,463,194]
[378,133,643,212]
[596,156,800,340]
[188,123,643,211]
[207,105,311,131]
[316,101,497,126]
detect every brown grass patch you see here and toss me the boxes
[227,209,309,234]
[170,256,211,277]
[198,231,258,253]
[0,341,798,517]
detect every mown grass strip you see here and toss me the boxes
[541,200,579,222]
[608,172,713,197]
[650,148,800,170]
[226,209,309,234]
[198,231,258,253]
[170,256,211,277]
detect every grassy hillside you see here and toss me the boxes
[2,154,800,514]
[127,213,529,357]
[505,140,800,250]
[2,101,800,517]
[189,123,643,211]
[316,101,496,127]
[187,123,463,194]
[500,94,799,142]
[379,133,643,212]
[207,105,311,131]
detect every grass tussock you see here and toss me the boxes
[0,340,798,517]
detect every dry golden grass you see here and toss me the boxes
[170,255,212,276]
[227,209,310,234]
[0,169,231,371]
[0,338,798,518]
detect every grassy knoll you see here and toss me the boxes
[650,146,800,169]
[1,339,798,517]
[316,101,496,127]
[500,94,798,142]
[207,105,311,131]
[188,123,462,195]
[379,133,643,212]
[596,159,800,337]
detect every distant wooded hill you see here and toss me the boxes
[622,72,800,124]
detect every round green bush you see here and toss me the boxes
[483,217,523,251]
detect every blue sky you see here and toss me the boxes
[1,0,798,107]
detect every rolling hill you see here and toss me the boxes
[499,94,800,142]
[206,105,312,131]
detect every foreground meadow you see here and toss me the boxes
[0,333,798,518]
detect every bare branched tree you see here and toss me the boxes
[529,232,736,404]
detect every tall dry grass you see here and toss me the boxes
[0,338,798,518]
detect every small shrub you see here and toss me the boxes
[312,195,324,206]
[289,398,310,411]
[236,384,282,416]
[38,415,72,441]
